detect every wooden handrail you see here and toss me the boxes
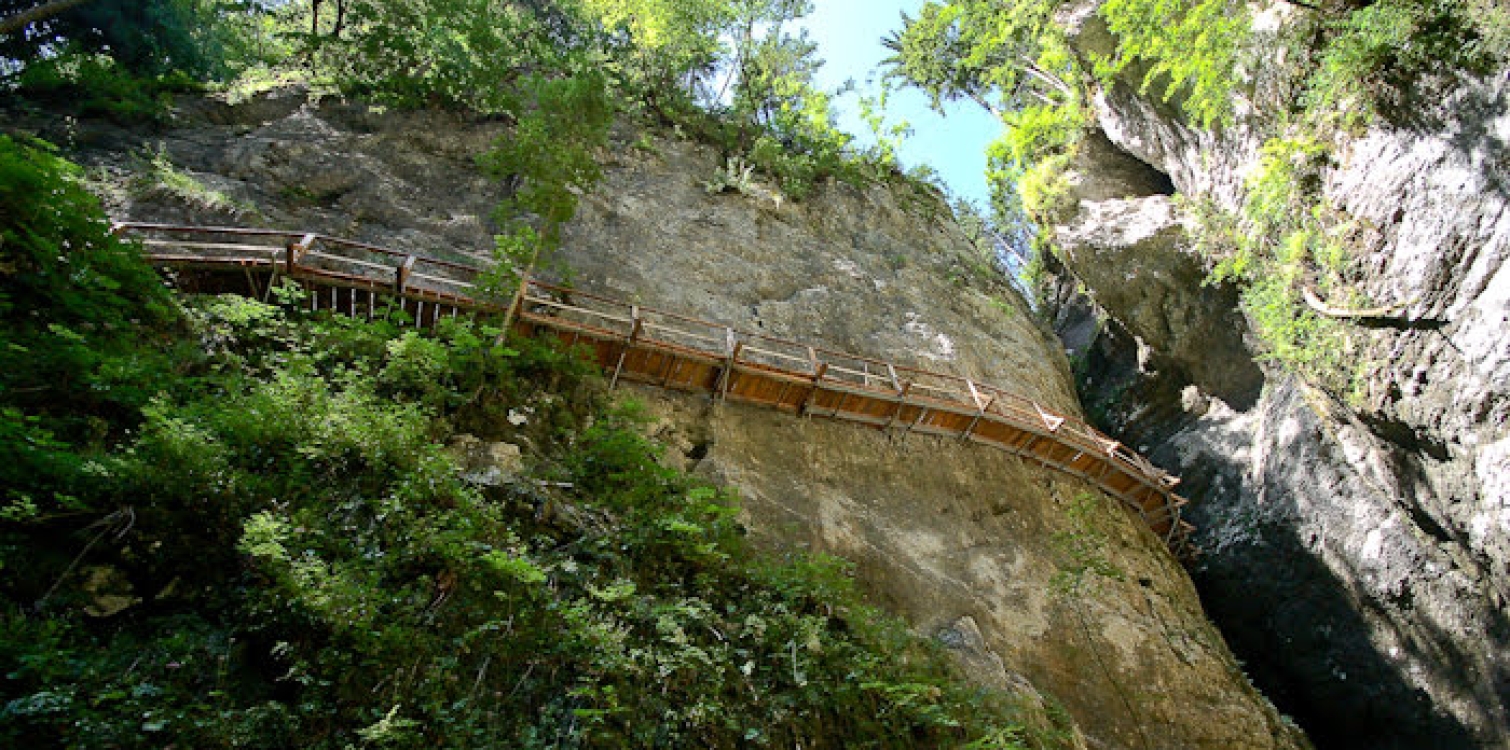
[118,220,1193,556]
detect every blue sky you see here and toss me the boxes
[795,0,1001,208]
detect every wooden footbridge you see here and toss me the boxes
[115,222,1193,555]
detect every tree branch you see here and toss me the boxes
[966,91,1003,119]
[0,0,98,36]
[1302,285,1417,321]
[1017,56,1075,97]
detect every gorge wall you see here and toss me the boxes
[9,89,1307,749]
[1045,3,1510,748]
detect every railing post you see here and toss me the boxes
[961,392,995,442]
[395,255,417,294]
[799,361,829,417]
[884,381,913,429]
[284,237,304,273]
[1033,401,1065,432]
[287,233,317,269]
[716,328,742,402]
[609,305,642,390]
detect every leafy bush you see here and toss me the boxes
[703,155,757,195]
[0,0,245,79]
[1097,0,1250,128]
[1194,135,1368,398]
[7,49,201,123]
[1303,0,1509,127]
[0,135,183,517]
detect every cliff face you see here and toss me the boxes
[19,89,1306,749]
[556,134,1305,750]
[1050,5,1510,748]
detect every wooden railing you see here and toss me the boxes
[114,222,498,324]
[118,221,1192,555]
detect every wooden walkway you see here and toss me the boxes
[116,222,1193,555]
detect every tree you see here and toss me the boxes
[0,0,98,36]
[0,0,244,77]
[882,0,1076,117]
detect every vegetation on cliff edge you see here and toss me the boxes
[885,0,1508,400]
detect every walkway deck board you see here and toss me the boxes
[116,221,1194,556]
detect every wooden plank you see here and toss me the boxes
[883,382,913,429]
[798,362,828,417]
[139,238,279,254]
[961,394,995,441]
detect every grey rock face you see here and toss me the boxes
[445,434,525,487]
[1054,189,1262,409]
[559,134,1305,750]
[1054,4,1510,747]
[1165,380,1510,750]
[36,89,1306,750]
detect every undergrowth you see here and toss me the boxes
[1,136,1054,748]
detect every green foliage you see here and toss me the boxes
[887,0,1087,255]
[6,49,203,123]
[1192,135,1368,398]
[987,101,1088,226]
[479,71,615,249]
[1302,0,1510,127]
[129,143,249,213]
[883,0,1076,115]
[703,155,757,195]
[1096,0,1250,128]
[582,0,738,106]
[856,79,913,169]
[584,0,897,201]
[0,135,181,515]
[0,0,248,78]
[323,0,587,113]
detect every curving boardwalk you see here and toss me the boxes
[116,222,1193,556]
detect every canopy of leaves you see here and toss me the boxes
[0,0,241,77]
[882,0,1075,117]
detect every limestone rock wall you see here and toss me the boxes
[557,132,1307,750]
[1049,4,1510,748]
